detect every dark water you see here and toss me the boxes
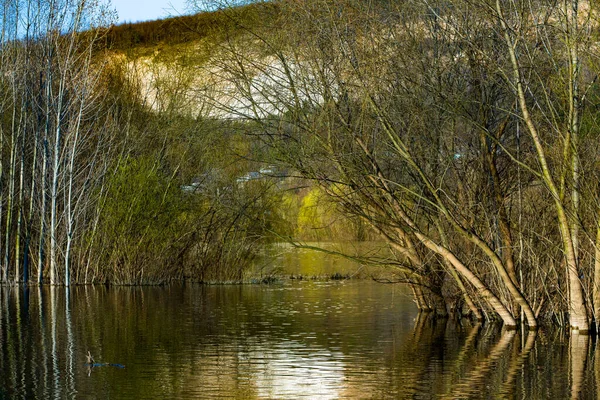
[0,281,597,399]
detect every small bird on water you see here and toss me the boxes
[86,351,95,364]
[85,351,125,369]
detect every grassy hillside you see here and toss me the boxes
[99,2,279,56]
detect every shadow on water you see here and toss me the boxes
[0,283,599,398]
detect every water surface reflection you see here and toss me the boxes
[0,282,598,398]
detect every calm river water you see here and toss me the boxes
[0,246,598,398]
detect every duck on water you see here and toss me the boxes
[85,351,125,369]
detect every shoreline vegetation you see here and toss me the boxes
[1,0,600,331]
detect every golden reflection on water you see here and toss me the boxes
[500,330,536,396]
[571,332,589,400]
[0,282,599,399]
[444,328,515,399]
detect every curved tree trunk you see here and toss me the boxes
[413,230,517,327]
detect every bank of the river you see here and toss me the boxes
[250,241,399,283]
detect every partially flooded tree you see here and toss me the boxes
[487,0,594,333]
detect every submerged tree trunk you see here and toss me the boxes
[593,222,600,325]
[410,228,517,327]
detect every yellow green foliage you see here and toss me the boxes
[288,184,374,242]
[296,187,326,240]
[94,156,189,283]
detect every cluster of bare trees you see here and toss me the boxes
[0,0,116,286]
[199,0,600,330]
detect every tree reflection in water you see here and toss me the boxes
[0,283,598,398]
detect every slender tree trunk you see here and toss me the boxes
[5,96,18,283]
[411,284,429,311]
[25,121,39,284]
[38,138,48,284]
[15,127,26,283]
[496,0,588,332]
[435,220,483,320]
[49,117,61,284]
[480,127,518,286]
[593,222,600,324]
[567,0,584,333]
[0,123,5,283]
[64,85,87,286]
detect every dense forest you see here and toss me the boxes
[1,0,600,331]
